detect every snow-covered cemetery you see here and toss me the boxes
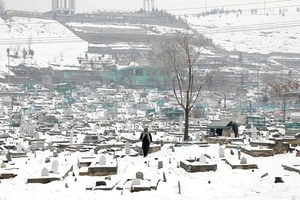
[0,0,300,199]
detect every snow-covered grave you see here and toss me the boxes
[180,154,217,173]
[26,151,73,183]
[79,155,117,176]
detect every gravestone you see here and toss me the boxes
[95,181,106,186]
[274,177,284,183]
[195,133,200,141]
[158,161,163,169]
[53,151,58,158]
[6,152,11,162]
[199,154,206,164]
[160,140,164,147]
[125,141,130,154]
[136,171,144,180]
[170,145,175,152]
[51,160,59,174]
[17,143,22,153]
[41,167,49,176]
[99,155,106,165]
[45,157,51,163]
[219,147,225,158]
[70,128,74,144]
[179,115,183,135]
[201,132,205,141]
[265,133,269,141]
[230,149,234,155]
[53,123,59,132]
[132,178,141,185]
[240,157,247,164]
[251,124,257,141]
[173,136,178,143]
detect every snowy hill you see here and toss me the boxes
[0,17,88,78]
[186,9,300,54]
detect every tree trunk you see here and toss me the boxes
[184,109,189,141]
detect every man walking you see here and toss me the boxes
[140,128,152,157]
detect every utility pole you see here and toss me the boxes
[6,48,10,85]
[257,68,260,106]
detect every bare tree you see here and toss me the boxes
[212,71,238,109]
[155,33,220,141]
[269,80,300,122]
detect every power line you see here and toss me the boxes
[195,20,300,34]
[181,4,300,16]
[166,0,290,11]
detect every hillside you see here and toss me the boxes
[0,17,88,79]
[186,8,300,54]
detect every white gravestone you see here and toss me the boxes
[17,143,22,153]
[199,154,206,164]
[99,155,106,165]
[41,167,49,176]
[173,136,178,143]
[125,141,130,154]
[51,160,59,174]
[240,157,247,164]
[179,115,183,135]
[251,124,257,141]
[219,147,225,158]
[195,133,200,141]
[70,128,74,144]
[53,123,59,132]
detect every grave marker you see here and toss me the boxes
[51,160,59,174]
[41,167,49,176]
[99,155,106,165]
[125,141,130,154]
[136,171,144,180]
[158,161,163,169]
[240,157,247,164]
[219,147,225,158]
[199,154,206,164]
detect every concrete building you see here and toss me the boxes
[52,0,75,15]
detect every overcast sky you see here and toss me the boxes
[3,0,296,14]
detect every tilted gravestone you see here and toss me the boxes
[158,161,163,169]
[136,171,144,180]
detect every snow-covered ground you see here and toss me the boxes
[0,143,299,200]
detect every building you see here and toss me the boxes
[52,0,75,16]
